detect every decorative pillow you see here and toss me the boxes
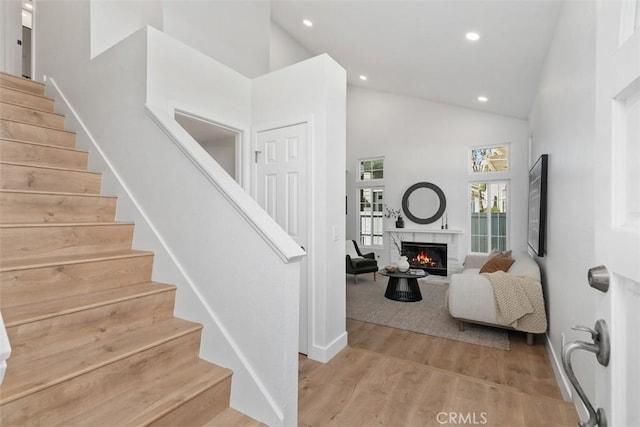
[486,249,512,261]
[479,256,515,273]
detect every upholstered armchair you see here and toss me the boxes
[346,240,378,282]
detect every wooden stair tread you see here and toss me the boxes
[0,102,65,129]
[0,188,114,198]
[203,408,266,427]
[0,221,132,228]
[0,249,153,272]
[0,138,88,170]
[0,317,202,404]
[0,85,51,100]
[2,281,175,326]
[0,100,64,117]
[0,87,54,112]
[0,161,96,174]
[66,359,232,427]
[0,118,74,134]
[0,73,45,96]
[0,137,87,154]
[0,190,117,223]
[0,162,102,194]
[0,119,76,149]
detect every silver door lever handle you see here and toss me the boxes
[561,319,610,427]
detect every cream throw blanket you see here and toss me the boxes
[482,271,548,333]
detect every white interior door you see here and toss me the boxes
[1,0,22,76]
[256,123,309,355]
[594,1,640,425]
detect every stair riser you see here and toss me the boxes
[0,192,116,223]
[0,163,101,194]
[151,378,232,427]
[7,289,176,360]
[0,119,75,148]
[0,74,45,96]
[0,139,88,169]
[0,87,54,112]
[0,330,202,426]
[1,255,154,308]
[0,103,65,129]
[0,224,134,262]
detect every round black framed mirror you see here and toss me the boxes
[401,182,446,224]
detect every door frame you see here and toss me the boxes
[1,0,22,76]
[252,115,315,356]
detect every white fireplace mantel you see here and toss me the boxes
[386,227,463,235]
[385,227,464,275]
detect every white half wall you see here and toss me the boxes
[346,86,529,267]
[528,0,598,407]
[252,55,348,362]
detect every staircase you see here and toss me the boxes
[0,73,263,426]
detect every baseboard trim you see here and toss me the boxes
[309,331,348,363]
[545,332,573,401]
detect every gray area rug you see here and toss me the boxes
[347,277,510,350]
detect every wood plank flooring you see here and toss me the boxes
[299,317,579,426]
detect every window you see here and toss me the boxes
[359,187,384,246]
[469,145,509,173]
[359,158,384,181]
[470,182,509,253]
[357,158,384,246]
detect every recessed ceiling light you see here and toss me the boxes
[466,32,480,41]
[303,19,313,27]
[24,2,32,9]
[359,75,368,81]
[478,96,489,103]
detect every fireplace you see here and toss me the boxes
[401,242,448,276]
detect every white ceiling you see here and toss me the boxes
[271,0,564,119]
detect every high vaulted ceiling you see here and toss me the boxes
[271,0,564,119]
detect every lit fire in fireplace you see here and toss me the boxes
[412,251,437,267]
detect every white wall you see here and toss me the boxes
[162,1,270,78]
[346,86,529,266]
[200,136,236,179]
[89,0,162,58]
[269,21,312,72]
[253,55,348,362]
[528,0,597,409]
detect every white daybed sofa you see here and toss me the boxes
[447,251,547,345]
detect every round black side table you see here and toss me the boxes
[378,269,427,302]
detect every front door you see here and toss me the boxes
[256,123,309,355]
[594,0,640,425]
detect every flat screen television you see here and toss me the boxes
[528,154,548,257]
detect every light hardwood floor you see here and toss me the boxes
[299,293,579,426]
